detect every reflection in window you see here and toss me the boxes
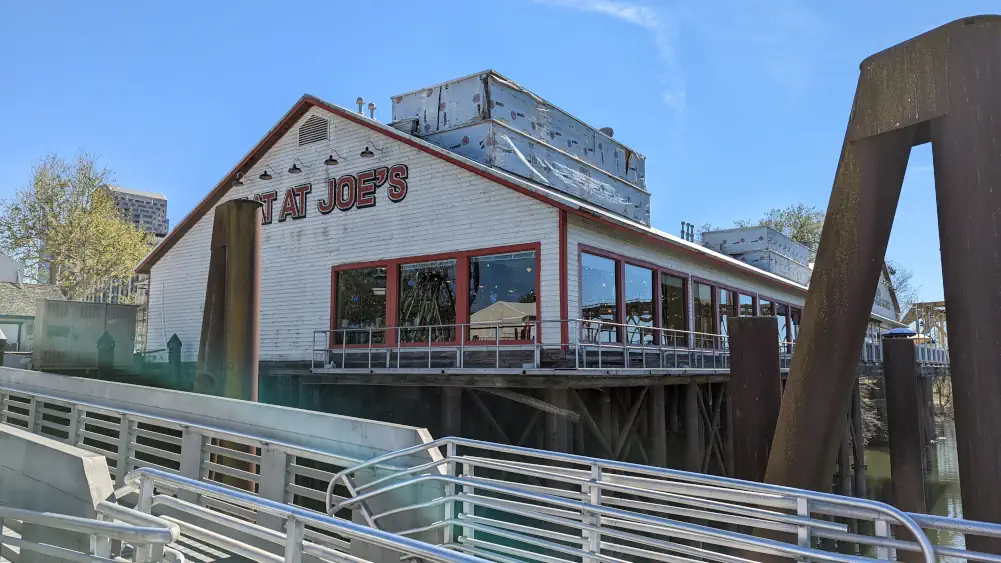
[624,265,654,344]
[581,253,618,342]
[693,282,715,348]
[661,274,686,346]
[719,289,737,338]
[739,294,755,317]
[469,251,537,341]
[399,260,456,342]
[790,308,802,343]
[759,299,774,316]
[776,303,790,346]
[336,267,386,344]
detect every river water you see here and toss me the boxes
[865,419,966,553]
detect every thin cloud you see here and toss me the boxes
[533,0,686,114]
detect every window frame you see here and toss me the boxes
[577,245,690,346]
[758,294,800,347]
[330,242,542,348]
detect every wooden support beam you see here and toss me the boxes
[668,385,680,434]
[465,389,511,444]
[569,389,614,457]
[481,388,580,422]
[613,388,648,460]
[545,388,570,453]
[684,382,702,472]
[600,390,612,445]
[516,411,541,447]
[650,385,668,467]
[850,382,867,500]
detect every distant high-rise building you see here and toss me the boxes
[108,186,169,237]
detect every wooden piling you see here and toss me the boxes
[728,317,782,482]
[685,382,702,472]
[650,385,668,467]
[883,338,927,518]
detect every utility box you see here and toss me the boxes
[33,299,138,370]
[391,70,650,225]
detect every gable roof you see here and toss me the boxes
[134,95,809,296]
[0,283,66,318]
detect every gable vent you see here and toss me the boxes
[298,115,329,146]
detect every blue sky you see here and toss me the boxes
[0,1,993,303]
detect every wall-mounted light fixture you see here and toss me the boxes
[259,164,279,181]
[288,157,308,175]
[360,140,384,159]
[233,172,245,187]
[324,148,344,166]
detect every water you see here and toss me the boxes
[865,419,966,554]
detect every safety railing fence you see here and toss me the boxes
[312,318,951,373]
[312,319,733,372]
[0,501,180,563]
[0,384,421,541]
[327,437,1001,563]
[123,468,488,563]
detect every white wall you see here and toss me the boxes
[147,108,560,361]
[566,214,807,326]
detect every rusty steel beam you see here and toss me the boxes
[766,16,1001,549]
[195,200,263,401]
[883,338,927,514]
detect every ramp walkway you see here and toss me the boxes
[1,367,997,563]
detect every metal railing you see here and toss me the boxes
[0,384,426,539]
[0,501,180,563]
[326,437,1001,563]
[313,318,951,373]
[122,468,488,563]
[313,319,732,372]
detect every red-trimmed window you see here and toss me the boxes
[759,298,774,316]
[738,293,755,316]
[331,244,540,346]
[661,273,687,346]
[398,259,457,343]
[624,264,655,344]
[718,288,738,338]
[693,281,715,348]
[581,252,619,342]
[469,250,538,341]
[334,267,387,344]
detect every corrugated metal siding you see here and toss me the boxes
[147,108,560,362]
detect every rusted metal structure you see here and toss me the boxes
[766,15,1001,551]
[728,317,782,482]
[194,200,263,401]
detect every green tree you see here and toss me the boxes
[734,203,826,260]
[0,153,154,298]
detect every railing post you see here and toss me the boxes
[115,414,132,488]
[462,460,473,543]
[444,441,456,546]
[26,394,39,434]
[874,518,891,560]
[428,327,433,369]
[67,404,80,446]
[533,321,540,368]
[495,326,500,369]
[458,325,465,368]
[178,427,204,503]
[368,329,373,369]
[284,515,305,563]
[797,497,812,558]
[258,444,289,531]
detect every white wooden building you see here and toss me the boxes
[136,75,901,369]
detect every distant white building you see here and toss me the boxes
[108,186,169,237]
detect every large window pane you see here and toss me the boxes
[693,282,715,348]
[336,267,386,344]
[739,294,754,317]
[661,274,686,346]
[581,253,618,342]
[469,251,537,341]
[719,289,737,338]
[624,265,654,344]
[399,259,456,342]
[790,308,802,343]
[776,303,790,346]
[759,299,774,316]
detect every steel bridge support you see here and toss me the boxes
[765,16,1001,551]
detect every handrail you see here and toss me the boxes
[326,436,938,563]
[0,504,177,545]
[125,467,489,563]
